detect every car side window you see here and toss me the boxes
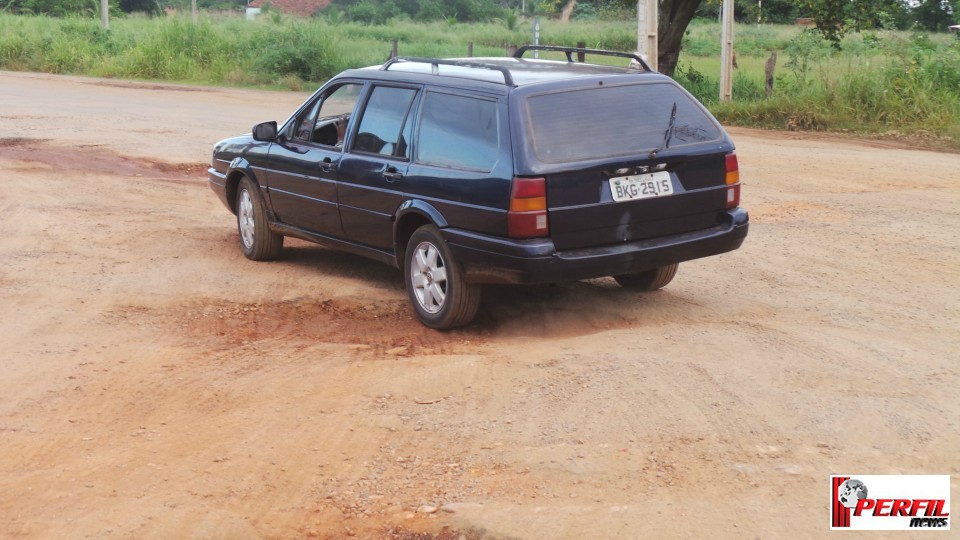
[416,92,499,172]
[293,83,363,147]
[352,86,418,158]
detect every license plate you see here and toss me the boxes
[610,171,674,202]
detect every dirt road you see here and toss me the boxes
[1,71,957,539]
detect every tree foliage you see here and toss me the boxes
[1,0,248,15]
[799,0,913,47]
[743,0,800,24]
[912,0,955,31]
[119,0,162,15]
[695,0,800,24]
[10,0,100,16]
[330,0,506,22]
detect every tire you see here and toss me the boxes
[614,263,679,291]
[404,225,480,330]
[236,176,283,261]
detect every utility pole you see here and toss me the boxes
[719,0,734,101]
[100,0,109,29]
[637,0,658,71]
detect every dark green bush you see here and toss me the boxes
[249,22,343,81]
[674,62,718,104]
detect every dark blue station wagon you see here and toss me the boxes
[208,47,749,329]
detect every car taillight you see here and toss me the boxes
[725,152,740,209]
[508,177,548,238]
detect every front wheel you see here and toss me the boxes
[236,176,283,261]
[405,225,480,330]
[614,263,679,291]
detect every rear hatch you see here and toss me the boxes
[515,79,735,251]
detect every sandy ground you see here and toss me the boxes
[0,70,957,539]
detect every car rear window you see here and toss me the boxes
[524,82,722,164]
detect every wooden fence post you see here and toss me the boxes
[468,42,474,58]
[505,44,517,56]
[390,39,398,59]
[765,51,777,98]
[577,41,586,62]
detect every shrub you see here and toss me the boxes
[249,20,345,82]
[674,62,718,104]
[572,2,597,21]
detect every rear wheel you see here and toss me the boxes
[236,176,283,261]
[614,263,679,291]
[405,225,480,330]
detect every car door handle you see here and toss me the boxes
[382,170,403,182]
[319,159,336,173]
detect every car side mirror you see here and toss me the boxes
[252,121,278,141]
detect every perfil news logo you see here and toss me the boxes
[831,475,951,530]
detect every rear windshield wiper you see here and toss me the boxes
[648,101,677,160]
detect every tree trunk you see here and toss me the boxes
[560,0,576,22]
[657,0,703,77]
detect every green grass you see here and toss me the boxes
[1,13,957,146]
[676,23,960,146]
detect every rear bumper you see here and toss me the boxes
[445,208,749,284]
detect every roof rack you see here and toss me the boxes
[380,57,516,87]
[513,45,652,72]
